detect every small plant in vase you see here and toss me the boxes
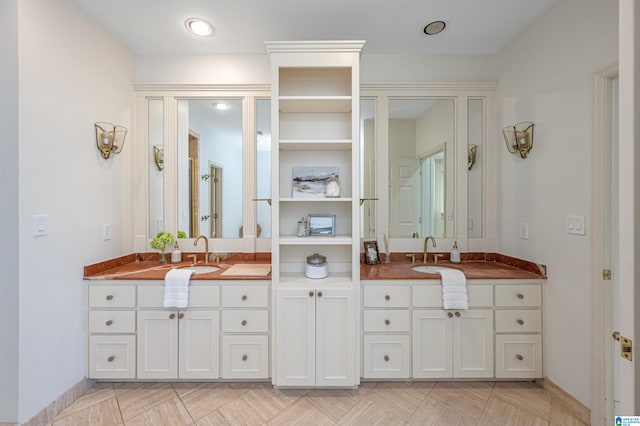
[150,232,175,264]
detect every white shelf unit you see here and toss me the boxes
[267,41,364,388]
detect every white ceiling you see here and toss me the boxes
[72,0,558,56]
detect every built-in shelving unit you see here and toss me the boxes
[267,40,364,388]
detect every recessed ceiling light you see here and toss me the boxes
[212,102,228,111]
[423,20,446,36]
[185,18,213,37]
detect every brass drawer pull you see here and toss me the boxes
[107,355,115,362]
[384,355,390,362]
[455,311,461,318]
[384,294,391,301]
[447,312,453,318]
[179,313,184,319]
[384,319,390,325]
[309,291,314,297]
[516,354,524,361]
[105,320,113,326]
[317,291,323,297]
[106,295,114,301]
[169,313,176,320]
[517,319,525,325]
[516,293,524,300]
[241,295,247,301]
[242,354,248,361]
[241,320,247,326]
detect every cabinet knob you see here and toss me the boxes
[384,355,390,362]
[517,319,525,325]
[169,313,176,319]
[384,294,391,301]
[105,320,113,326]
[107,356,115,362]
[241,320,247,326]
[241,295,247,301]
[455,311,461,318]
[317,291,323,297]
[242,354,248,361]
[447,312,453,318]
[516,293,524,300]
[179,313,184,319]
[384,319,390,325]
[106,295,114,301]
[516,354,524,361]
[309,291,314,297]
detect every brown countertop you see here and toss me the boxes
[360,260,546,280]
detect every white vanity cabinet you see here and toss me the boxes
[88,285,136,379]
[136,285,220,379]
[276,287,356,387]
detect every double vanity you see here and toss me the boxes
[84,254,545,385]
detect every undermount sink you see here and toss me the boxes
[412,265,456,274]
[181,265,220,274]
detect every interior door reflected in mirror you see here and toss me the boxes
[388,99,455,239]
[177,99,243,239]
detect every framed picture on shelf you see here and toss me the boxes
[308,214,336,236]
[363,241,381,264]
[292,166,339,198]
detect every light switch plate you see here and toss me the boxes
[33,214,48,237]
[103,223,112,241]
[519,222,529,240]
[566,215,586,235]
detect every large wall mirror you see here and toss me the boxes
[148,99,164,236]
[387,99,455,239]
[360,98,376,239]
[256,98,272,239]
[468,98,483,239]
[177,99,243,239]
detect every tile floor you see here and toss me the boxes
[47,381,588,425]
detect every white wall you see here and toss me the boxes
[18,0,134,422]
[0,0,19,422]
[495,0,618,407]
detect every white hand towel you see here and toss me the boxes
[163,269,194,308]
[437,268,469,310]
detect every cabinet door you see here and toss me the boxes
[315,288,356,386]
[413,310,452,378]
[178,310,220,379]
[275,288,316,386]
[453,309,494,378]
[137,310,178,379]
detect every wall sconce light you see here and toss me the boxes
[502,122,534,158]
[95,122,126,159]
[153,145,164,171]
[468,144,477,170]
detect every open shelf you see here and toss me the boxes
[279,272,353,285]
[279,235,353,245]
[279,139,352,151]
[279,96,352,113]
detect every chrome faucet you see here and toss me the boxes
[423,236,436,263]
[194,235,210,265]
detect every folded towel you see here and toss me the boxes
[163,269,194,308]
[437,268,469,310]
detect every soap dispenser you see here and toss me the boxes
[450,241,461,264]
[171,242,182,264]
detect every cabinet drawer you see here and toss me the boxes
[363,310,410,333]
[137,285,220,308]
[89,286,135,308]
[223,310,269,333]
[495,310,542,333]
[412,284,493,308]
[495,334,542,379]
[223,286,269,308]
[495,284,541,307]
[363,286,410,308]
[89,335,136,379]
[363,334,410,379]
[222,335,269,379]
[89,311,135,333]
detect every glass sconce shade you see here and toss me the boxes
[95,122,127,159]
[468,144,477,170]
[153,145,164,171]
[502,121,534,158]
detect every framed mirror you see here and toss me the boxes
[468,98,483,239]
[148,99,164,236]
[360,98,376,239]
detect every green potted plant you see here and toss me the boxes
[150,232,175,264]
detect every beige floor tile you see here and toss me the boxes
[478,395,548,426]
[115,383,177,421]
[228,382,273,392]
[337,399,406,426]
[179,383,240,421]
[125,397,193,426]
[354,381,377,396]
[366,383,425,422]
[549,399,588,426]
[195,410,232,426]
[53,387,115,420]
[408,396,480,426]
[267,398,335,426]
[429,381,494,420]
[493,381,552,420]
[52,397,122,426]
[218,398,265,426]
[172,382,209,396]
[240,388,302,422]
[304,389,360,422]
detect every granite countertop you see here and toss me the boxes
[360,260,546,280]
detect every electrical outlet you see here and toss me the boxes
[519,223,529,240]
[103,223,112,241]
